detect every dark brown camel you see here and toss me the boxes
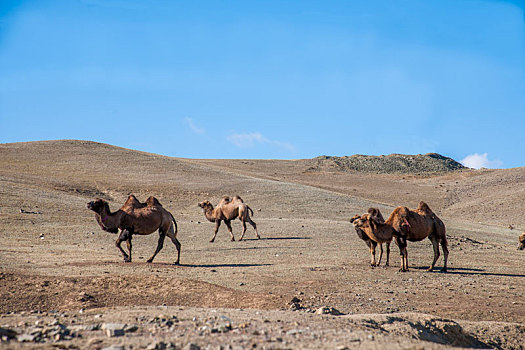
[350,208,391,267]
[198,195,259,242]
[353,202,448,272]
[518,232,525,250]
[87,195,180,264]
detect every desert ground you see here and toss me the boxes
[1,140,524,349]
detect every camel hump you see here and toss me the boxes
[417,201,432,213]
[217,196,231,207]
[392,206,410,218]
[217,195,244,207]
[232,195,244,203]
[146,196,161,207]
[124,195,141,207]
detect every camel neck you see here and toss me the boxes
[203,207,216,222]
[96,207,120,231]
[368,219,396,241]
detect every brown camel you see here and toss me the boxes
[198,195,260,242]
[518,232,525,250]
[350,208,391,267]
[87,195,180,264]
[353,202,448,272]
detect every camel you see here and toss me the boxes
[87,195,180,264]
[350,208,391,267]
[198,195,260,242]
[353,202,448,272]
[518,232,525,250]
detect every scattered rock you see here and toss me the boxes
[71,324,99,332]
[105,328,125,337]
[102,346,125,350]
[102,323,126,337]
[17,333,37,342]
[101,323,126,330]
[20,209,42,214]
[77,291,95,302]
[289,297,303,311]
[124,324,138,333]
[0,327,17,340]
[287,329,306,336]
[146,341,177,350]
[315,307,344,316]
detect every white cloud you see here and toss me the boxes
[460,153,502,169]
[183,117,205,134]
[227,132,296,154]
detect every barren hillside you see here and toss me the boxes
[0,140,524,349]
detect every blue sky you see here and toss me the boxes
[1,1,524,168]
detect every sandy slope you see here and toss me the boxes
[0,140,524,349]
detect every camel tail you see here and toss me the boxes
[247,206,254,217]
[170,213,178,234]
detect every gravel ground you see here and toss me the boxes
[1,140,524,349]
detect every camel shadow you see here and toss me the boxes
[243,236,312,241]
[412,266,525,278]
[194,246,265,252]
[179,263,272,268]
[445,268,525,278]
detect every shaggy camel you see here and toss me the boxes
[353,202,448,272]
[350,208,391,267]
[198,195,259,242]
[87,195,180,264]
[518,232,525,250]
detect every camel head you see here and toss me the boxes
[198,200,214,212]
[198,200,216,222]
[87,198,109,214]
[350,214,361,224]
[351,214,372,230]
[518,232,525,250]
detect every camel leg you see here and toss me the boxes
[126,236,133,263]
[147,231,166,263]
[210,220,221,243]
[427,236,440,272]
[377,243,384,266]
[116,230,131,262]
[403,247,409,271]
[441,237,449,273]
[239,219,247,241]
[224,220,235,241]
[166,227,181,265]
[396,236,408,272]
[248,217,260,239]
[369,242,377,267]
[385,242,390,267]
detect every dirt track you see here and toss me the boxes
[1,140,524,349]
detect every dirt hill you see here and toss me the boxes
[0,140,524,349]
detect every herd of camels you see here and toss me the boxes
[87,194,525,272]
